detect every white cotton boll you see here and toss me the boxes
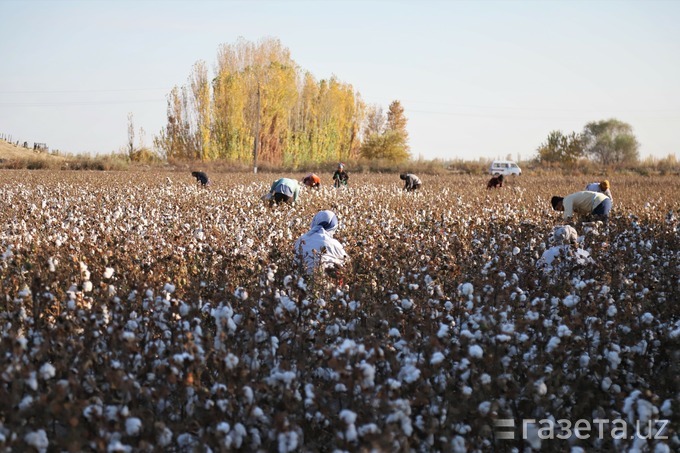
[48,257,56,272]
[430,352,445,365]
[103,267,114,279]
[398,364,421,383]
[607,305,617,317]
[562,295,579,307]
[640,312,654,325]
[607,350,621,369]
[358,362,375,388]
[82,281,93,292]
[390,293,399,301]
[277,431,299,453]
[480,373,491,385]
[451,435,466,453]
[478,401,491,416]
[580,353,590,368]
[512,246,520,255]
[125,417,142,436]
[340,409,357,425]
[401,299,413,310]
[19,395,33,410]
[601,377,612,391]
[164,283,176,294]
[660,399,672,417]
[437,323,449,338]
[216,422,230,434]
[389,328,401,338]
[107,440,132,452]
[225,353,239,370]
[535,381,547,395]
[459,282,474,297]
[557,325,572,337]
[27,372,38,390]
[468,344,483,358]
[546,336,561,352]
[24,430,48,452]
[40,363,56,380]
[553,225,578,244]
[462,386,473,395]
[234,287,248,300]
[283,275,293,286]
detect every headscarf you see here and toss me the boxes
[600,180,610,190]
[309,210,338,235]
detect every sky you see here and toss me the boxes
[1,0,679,161]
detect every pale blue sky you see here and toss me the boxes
[1,0,678,161]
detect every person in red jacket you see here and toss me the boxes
[302,173,321,189]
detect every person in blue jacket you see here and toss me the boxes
[269,178,300,205]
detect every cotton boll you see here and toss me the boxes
[164,283,176,294]
[39,363,56,380]
[459,282,474,297]
[125,417,142,436]
[430,352,445,365]
[24,430,48,452]
[468,345,483,358]
[477,401,491,416]
[534,380,547,395]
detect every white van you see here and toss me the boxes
[489,160,522,176]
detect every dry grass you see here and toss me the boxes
[0,171,678,451]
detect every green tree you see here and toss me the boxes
[537,130,585,163]
[583,119,639,165]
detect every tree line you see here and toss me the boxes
[153,38,410,165]
[536,119,640,165]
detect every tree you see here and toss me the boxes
[363,105,385,137]
[127,112,135,158]
[583,119,639,165]
[156,37,365,165]
[536,130,585,163]
[360,100,410,162]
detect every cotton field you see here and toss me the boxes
[0,170,678,452]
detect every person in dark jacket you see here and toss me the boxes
[487,174,503,189]
[333,163,349,188]
[191,171,210,186]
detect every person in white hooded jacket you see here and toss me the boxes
[294,210,348,276]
